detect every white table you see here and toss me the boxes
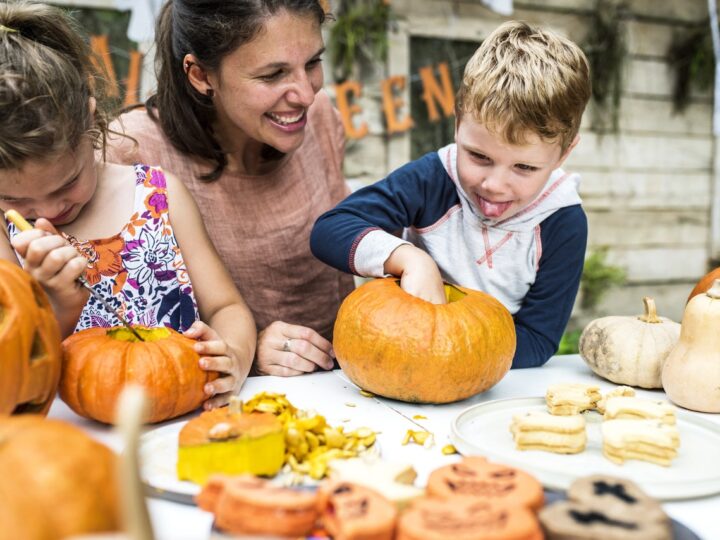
[49,354,719,540]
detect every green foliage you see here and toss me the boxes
[581,247,626,310]
[668,23,714,113]
[558,329,582,355]
[328,0,393,82]
[582,0,628,133]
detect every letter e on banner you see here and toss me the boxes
[382,75,413,134]
[334,80,369,139]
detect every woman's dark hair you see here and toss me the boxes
[0,1,111,169]
[149,0,327,181]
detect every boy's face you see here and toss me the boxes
[455,116,578,221]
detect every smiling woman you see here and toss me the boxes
[105,0,355,378]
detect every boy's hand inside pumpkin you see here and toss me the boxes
[385,244,447,305]
[185,320,242,409]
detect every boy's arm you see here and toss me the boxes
[512,205,588,369]
[311,153,456,277]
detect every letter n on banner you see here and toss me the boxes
[123,50,143,107]
[335,80,368,139]
[419,62,455,122]
[90,35,119,98]
[382,75,413,134]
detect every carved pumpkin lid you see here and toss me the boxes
[179,409,282,446]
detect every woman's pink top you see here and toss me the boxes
[105,91,354,339]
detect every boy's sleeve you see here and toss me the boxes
[311,153,454,275]
[512,205,588,369]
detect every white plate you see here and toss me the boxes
[139,420,380,505]
[450,397,720,501]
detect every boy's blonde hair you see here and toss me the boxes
[456,20,591,152]
[0,2,110,169]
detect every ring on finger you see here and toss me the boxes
[283,338,292,353]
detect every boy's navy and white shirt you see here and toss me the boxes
[311,143,587,369]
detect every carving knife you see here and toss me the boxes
[4,209,145,341]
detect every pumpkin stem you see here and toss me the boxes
[637,297,662,323]
[707,279,720,299]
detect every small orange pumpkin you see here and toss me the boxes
[0,415,119,538]
[687,267,720,303]
[333,278,516,403]
[60,326,217,424]
[0,260,62,415]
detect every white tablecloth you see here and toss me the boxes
[48,354,719,540]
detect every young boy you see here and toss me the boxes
[311,21,591,369]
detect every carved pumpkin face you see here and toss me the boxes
[426,457,544,511]
[333,278,516,403]
[0,261,62,415]
[60,326,217,424]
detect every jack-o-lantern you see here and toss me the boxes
[0,261,62,415]
[333,278,516,403]
[0,415,119,538]
[60,326,217,424]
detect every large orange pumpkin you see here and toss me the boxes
[0,415,119,539]
[60,326,217,424]
[687,267,720,303]
[0,260,62,415]
[333,278,516,403]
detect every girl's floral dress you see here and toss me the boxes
[7,164,200,333]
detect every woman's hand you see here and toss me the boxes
[185,320,242,409]
[255,321,334,376]
[10,217,89,310]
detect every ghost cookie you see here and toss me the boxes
[603,396,676,425]
[539,475,671,540]
[510,411,586,454]
[426,457,544,511]
[602,419,680,466]
[595,386,635,414]
[546,383,601,415]
[397,497,543,540]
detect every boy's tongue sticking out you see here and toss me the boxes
[477,196,512,219]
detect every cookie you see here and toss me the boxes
[327,457,423,508]
[602,419,680,466]
[317,481,397,540]
[603,396,676,425]
[196,475,319,537]
[426,457,544,511]
[546,383,601,415]
[510,411,586,454]
[595,386,635,414]
[540,474,671,539]
[397,497,543,540]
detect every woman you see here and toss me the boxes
[106,0,354,376]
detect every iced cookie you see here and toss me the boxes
[595,386,635,414]
[426,457,544,511]
[603,396,676,425]
[317,481,397,540]
[546,383,601,415]
[602,419,680,466]
[510,411,586,454]
[196,475,319,537]
[397,497,543,540]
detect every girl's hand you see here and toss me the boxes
[185,320,242,410]
[9,217,88,309]
[255,321,334,377]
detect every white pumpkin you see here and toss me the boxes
[579,297,680,389]
[662,280,720,413]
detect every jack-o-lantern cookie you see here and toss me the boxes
[397,497,543,540]
[318,481,397,540]
[426,457,544,511]
[539,475,671,540]
[196,475,319,537]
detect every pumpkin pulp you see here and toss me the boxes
[107,326,171,342]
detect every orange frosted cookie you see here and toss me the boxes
[318,481,397,540]
[426,457,544,511]
[196,475,319,537]
[397,497,542,540]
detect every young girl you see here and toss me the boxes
[0,2,256,409]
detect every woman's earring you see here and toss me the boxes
[206,88,214,98]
